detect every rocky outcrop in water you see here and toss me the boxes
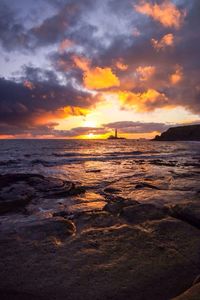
[0,173,85,214]
[154,124,200,141]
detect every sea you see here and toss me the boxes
[0,139,200,207]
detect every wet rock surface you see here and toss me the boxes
[16,217,76,241]
[0,173,200,300]
[0,173,85,214]
[168,202,200,229]
[121,203,166,224]
[173,282,200,300]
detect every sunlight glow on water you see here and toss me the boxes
[0,139,199,211]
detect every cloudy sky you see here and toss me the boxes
[0,0,200,139]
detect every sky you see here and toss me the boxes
[0,0,200,139]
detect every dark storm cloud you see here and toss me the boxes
[49,51,84,84]
[29,2,78,47]
[0,121,57,136]
[0,67,96,131]
[0,0,98,51]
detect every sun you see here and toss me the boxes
[87,133,95,139]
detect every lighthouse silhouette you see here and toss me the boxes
[115,129,118,138]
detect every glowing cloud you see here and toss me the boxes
[136,65,155,81]
[73,55,90,71]
[23,80,34,90]
[73,55,120,90]
[63,106,90,116]
[116,60,128,71]
[118,89,168,111]
[152,33,174,51]
[84,67,120,89]
[134,1,184,29]
[170,65,183,85]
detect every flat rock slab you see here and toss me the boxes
[73,211,122,231]
[0,217,200,300]
[104,197,139,215]
[121,203,166,224]
[16,217,76,241]
[131,189,198,206]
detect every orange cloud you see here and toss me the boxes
[23,80,34,90]
[120,76,136,90]
[134,1,184,29]
[59,39,74,53]
[136,65,156,81]
[152,33,174,51]
[73,55,90,71]
[116,60,128,71]
[73,55,120,90]
[84,67,120,89]
[34,106,90,127]
[170,65,183,84]
[63,106,90,116]
[117,89,168,111]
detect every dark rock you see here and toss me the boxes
[86,169,101,173]
[154,124,200,141]
[75,211,120,229]
[18,217,76,240]
[1,217,200,300]
[104,187,121,193]
[53,211,69,218]
[0,290,45,300]
[168,202,200,229]
[0,173,42,189]
[135,182,160,190]
[150,159,177,167]
[104,198,139,215]
[121,203,166,224]
[0,183,34,214]
[172,282,200,300]
[193,275,200,285]
[0,174,85,214]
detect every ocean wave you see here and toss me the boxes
[0,159,21,166]
[105,150,160,156]
[52,150,160,158]
[53,152,93,157]
[30,153,175,167]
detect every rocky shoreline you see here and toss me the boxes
[0,173,200,300]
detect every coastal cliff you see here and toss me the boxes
[154,124,200,141]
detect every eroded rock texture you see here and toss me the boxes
[0,173,200,300]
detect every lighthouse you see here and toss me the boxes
[107,128,125,139]
[115,129,118,139]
